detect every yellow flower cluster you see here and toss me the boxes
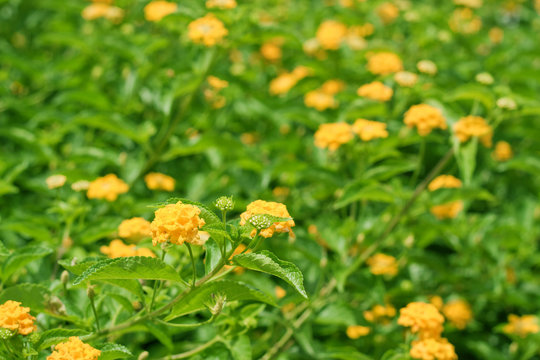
[449,8,482,34]
[454,116,493,147]
[442,299,473,329]
[410,338,458,360]
[404,104,447,136]
[47,337,101,360]
[269,66,311,95]
[367,52,403,75]
[0,300,36,335]
[352,119,389,141]
[377,2,399,24]
[316,20,348,50]
[398,302,445,339]
[367,253,398,276]
[314,122,353,151]
[304,90,337,111]
[428,175,462,191]
[357,81,393,101]
[304,79,345,111]
[492,141,513,161]
[100,239,155,258]
[118,217,151,241]
[399,302,458,360]
[364,303,396,323]
[82,1,124,23]
[503,314,539,337]
[454,0,483,8]
[144,172,175,191]
[205,76,229,109]
[150,202,206,246]
[346,325,371,339]
[430,200,464,220]
[144,1,177,22]
[260,38,283,62]
[206,0,237,9]
[188,14,228,46]
[87,174,129,201]
[239,200,295,238]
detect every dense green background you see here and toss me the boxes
[1,0,539,359]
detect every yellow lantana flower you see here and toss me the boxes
[188,14,228,46]
[314,122,353,151]
[144,1,178,22]
[150,201,206,246]
[100,239,155,258]
[47,337,101,360]
[404,104,447,136]
[87,174,129,201]
[367,52,403,75]
[144,172,175,191]
[428,175,462,191]
[366,253,398,276]
[352,119,388,141]
[239,200,295,238]
[357,81,393,102]
[0,300,36,335]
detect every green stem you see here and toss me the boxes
[137,48,218,180]
[154,314,216,328]
[85,245,238,341]
[160,336,222,360]
[89,296,101,332]
[410,138,426,186]
[343,147,455,285]
[186,243,197,288]
[150,250,167,311]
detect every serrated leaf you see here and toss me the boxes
[2,245,53,282]
[228,334,251,360]
[58,257,102,275]
[73,257,182,285]
[455,137,478,186]
[232,251,308,299]
[202,227,231,247]
[334,183,396,209]
[0,241,9,257]
[0,283,51,312]
[97,343,133,360]
[37,329,90,350]
[165,280,277,320]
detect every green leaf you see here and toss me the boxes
[202,226,231,248]
[97,343,133,360]
[165,280,277,320]
[58,257,102,275]
[228,334,251,360]
[37,329,90,350]
[334,183,397,209]
[73,257,182,285]
[0,241,10,257]
[455,137,478,186]
[232,251,308,299]
[2,245,53,282]
[0,283,51,312]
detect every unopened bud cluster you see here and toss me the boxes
[248,214,273,230]
[215,196,234,211]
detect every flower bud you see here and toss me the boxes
[248,214,273,231]
[87,285,96,300]
[138,351,149,360]
[215,196,234,211]
[61,270,69,286]
[0,328,15,340]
